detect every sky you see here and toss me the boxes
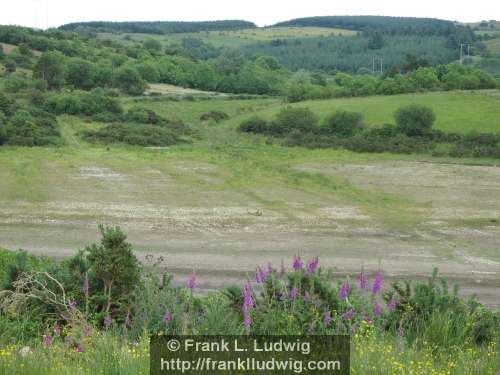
[1,0,499,29]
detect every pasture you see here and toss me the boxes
[98,26,356,48]
[0,91,499,307]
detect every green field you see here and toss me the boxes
[1,90,500,307]
[99,26,356,48]
[211,90,500,134]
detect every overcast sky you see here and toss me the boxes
[1,0,499,29]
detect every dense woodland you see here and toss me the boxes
[0,17,499,148]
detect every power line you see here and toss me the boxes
[372,56,383,75]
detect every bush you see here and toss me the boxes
[271,106,317,135]
[125,106,164,124]
[239,116,268,133]
[322,110,365,137]
[199,111,229,123]
[394,104,436,137]
[113,66,147,95]
[81,123,184,146]
[5,108,60,146]
[43,89,123,117]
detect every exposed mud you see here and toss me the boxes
[1,159,499,308]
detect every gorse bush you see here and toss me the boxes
[394,104,436,136]
[239,116,268,133]
[3,108,60,146]
[43,89,123,118]
[80,123,184,146]
[322,110,365,137]
[270,106,318,135]
[199,110,229,123]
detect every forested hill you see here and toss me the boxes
[59,20,257,34]
[274,16,470,36]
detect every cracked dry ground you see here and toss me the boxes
[1,159,499,307]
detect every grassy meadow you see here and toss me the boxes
[1,66,500,375]
[98,26,356,48]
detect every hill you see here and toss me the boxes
[59,20,257,34]
[273,16,465,36]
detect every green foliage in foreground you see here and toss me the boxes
[0,234,499,374]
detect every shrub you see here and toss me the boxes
[125,106,164,124]
[113,66,147,95]
[85,225,141,316]
[394,104,436,137]
[239,116,268,133]
[322,110,365,137]
[199,111,229,123]
[5,108,60,146]
[271,106,317,135]
[43,89,123,117]
[81,123,183,146]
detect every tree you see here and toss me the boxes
[409,67,439,90]
[323,111,365,137]
[113,66,147,95]
[135,61,161,82]
[0,93,12,116]
[66,58,96,90]
[394,104,436,137]
[4,57,16,73]
[33,51,66,89]
[214,49,245,75]
[367,32,384,49]
[143,38,162,54]
[85,225,140,313]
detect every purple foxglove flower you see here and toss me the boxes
[293,255,304,271]
[359,269,369,290]
[342,309,355,320]
[53,322,61,337]
[340,279,350,300]
[255,266,267,284]
[307,257,319,274]
[187,273,196,290]
[290,287,298,300]
[388,297,398,311]
[372,272,384,295]
[374,301,383,317]
[43,334,53,348]
[243,281,254,307]
[104,316,113,328]
[163,311,172,322]
[242,304,252,329]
